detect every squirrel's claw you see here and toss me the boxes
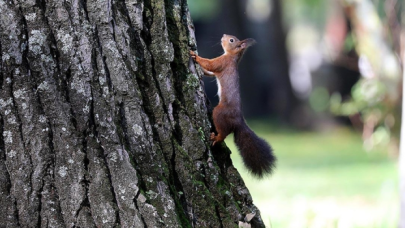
[190,50,197,60]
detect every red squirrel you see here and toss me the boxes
[190,34,276,177]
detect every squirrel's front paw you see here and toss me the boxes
[190,50,197,60]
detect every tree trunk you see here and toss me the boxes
[0,0,264,227]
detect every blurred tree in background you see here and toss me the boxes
[329,0,402,152]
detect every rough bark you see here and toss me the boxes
[0,0,265,227]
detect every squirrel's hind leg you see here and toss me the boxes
[211,106,234,146]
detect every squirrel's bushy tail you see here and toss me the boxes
[234,121,276,178]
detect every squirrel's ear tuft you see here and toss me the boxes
[240,38,256,49]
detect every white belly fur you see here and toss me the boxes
[216,78,221,101]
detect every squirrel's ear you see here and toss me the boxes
[240,38,256,49]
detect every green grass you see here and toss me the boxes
[225,120,399,228]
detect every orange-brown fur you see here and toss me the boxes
[190,34,276,177]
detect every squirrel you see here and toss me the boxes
[190,34,276,178]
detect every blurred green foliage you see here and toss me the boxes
[309,87,330,112]
[343,32,356,52]
[331,0,401,150]
[331,79,387,116]
[226,120,398,227]
[187,0,220,22]
[282,0,328,28]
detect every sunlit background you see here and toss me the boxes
[188,0,402,227]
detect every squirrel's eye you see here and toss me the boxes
[230,38,234,43]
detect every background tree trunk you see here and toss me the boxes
[0,0,264,227]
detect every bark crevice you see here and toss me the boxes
[99,143,121,226]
